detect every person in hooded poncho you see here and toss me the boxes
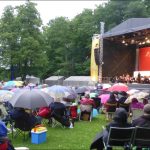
[90,108,132,150]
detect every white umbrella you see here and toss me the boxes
[125,91,149,104]
[42,85,77,102]
[0,90,14,102]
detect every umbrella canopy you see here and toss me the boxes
[102,84,111,90]
[9,89,54,109]
[127,89,140,95]
[107,83,129,92]
[42,85,77,101]
[99,94,110,104]
[0,90,14,102]
[75,86,90,94]
[3,81,23,90]
[125,91,149,104]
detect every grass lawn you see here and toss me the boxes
[8,114,107,150]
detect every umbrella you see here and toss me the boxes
[127,89,140,95]
[42,85,77,101]
[102,84,111,90]
[75,86,90,94]
[107,83,129,92]
[99,94,110,104]
[0,90,14,102]
[125,91,149,104]
[9,89,54,109]
[2,81,23,90]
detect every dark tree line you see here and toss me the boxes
[0,0,149,80]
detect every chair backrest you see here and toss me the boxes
[105,103,117,112]
[132,127,150,148]
[80,104,93,112]
[107,127,135,147]
[70,105,78,119]
[131,108,143,120]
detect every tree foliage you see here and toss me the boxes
[0,1,149,80]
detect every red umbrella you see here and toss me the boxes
[107,83,129,92]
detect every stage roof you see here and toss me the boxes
[103,18,150,38]
[103,18,150,46]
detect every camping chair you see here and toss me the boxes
[37,107,51,125]
[104,127,135,150]
[79,104,93,122]
[50,103,70,128]
[12,112,38,140]
[70,105,78,120]
[132,127,150,149]
[105,103,117,121]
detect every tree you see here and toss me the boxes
[43,17,73,77]
[0,5,18,80]
[124,1,149,19]
[70,9,96,75]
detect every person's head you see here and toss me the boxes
[143,104,150,116]
[118,91,127,97]
[132,98,138,103]
[113,108,128,123]
[84,93,90,99]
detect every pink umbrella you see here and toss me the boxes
[107,83,129,92]
[99,94,110,104]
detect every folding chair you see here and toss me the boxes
[50,102,70,128]
[13,118,33,140]
[104,127,135,150]
[79,104,93,122]
[70,105,78,120]
[105,103,117,121]
[132,127,150,149]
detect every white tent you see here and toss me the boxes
[45,76,64,86]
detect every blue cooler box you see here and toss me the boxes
[31,130,47,144]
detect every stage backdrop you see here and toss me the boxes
[139,47,150,71]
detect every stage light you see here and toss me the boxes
[122,40,125,44]
[146,39,150,43]
[131,39,135,44]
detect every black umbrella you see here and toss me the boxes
[10,89,54,109]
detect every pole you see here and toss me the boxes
[99,22,105,83]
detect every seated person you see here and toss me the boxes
[0,102,8,122]
[90,108,132,150]
[49,102,74,128]
[80,93,95,107]
[132,104,150,150]
[132,103,150,127]
[105,92,118,112]
[118,91,130,112]
[130,98,144,110]
[91,94,101,113]
[9,108,40,130]
[0,120,14,150]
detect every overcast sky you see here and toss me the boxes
[0,1,107,25]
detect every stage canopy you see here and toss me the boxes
[103,18,150,46]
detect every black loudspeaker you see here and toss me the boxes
[94,48,100,65]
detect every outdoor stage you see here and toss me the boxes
[102,18,150,77]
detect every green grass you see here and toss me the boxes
[8,114,107,150]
